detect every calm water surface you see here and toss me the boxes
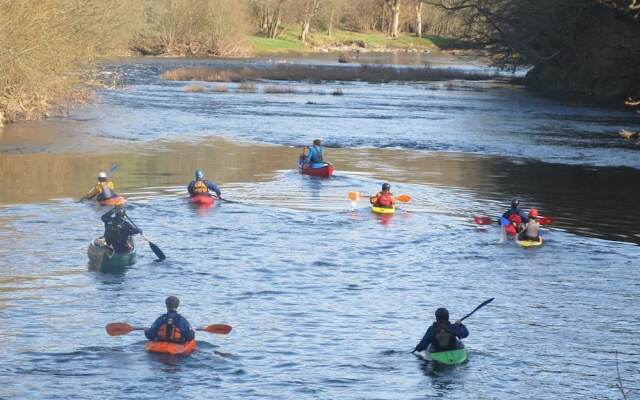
[0,56,638,399]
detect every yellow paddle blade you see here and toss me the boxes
[396,194,411,203]
[348,192,361,202]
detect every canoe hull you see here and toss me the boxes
[299,164,334,178]
[88,239,137,271]
[371,205,396,214]
[146,340,196,355]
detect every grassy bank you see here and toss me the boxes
[251,27,458,55]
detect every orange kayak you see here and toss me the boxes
[99,196,126,206]
[145,339,196,355]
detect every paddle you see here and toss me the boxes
[410,298,494,354]
[105,322,233,336]
[125,215,166,261]
[474,215,554,226]
[348,192,412,203]
[79,164,119,202]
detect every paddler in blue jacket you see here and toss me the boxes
[502,198,529,224]
[145,296,195,344]
[413,308,469,353]
[301,139,328,168]
[188,169,222,198]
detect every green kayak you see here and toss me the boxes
[88,238,137,271]
[428,348,468,365]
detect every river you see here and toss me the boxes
[0,55,638,399]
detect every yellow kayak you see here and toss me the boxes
[515,237,544,247]
[371,205,396,214]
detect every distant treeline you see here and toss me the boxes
[1,0,639,125]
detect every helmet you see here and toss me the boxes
[98,172,107,181]
[435,308,449,321]
[114,206,126,217]
[165,296,180,310]
[511,198,520,208]
[382,183,391,191]
[195,169,204,180]
[529,208,539,218]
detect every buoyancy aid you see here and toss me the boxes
[157,315,186,343]
[376,192,394,207]
[96,181,115,201]
[308,146,324,163]
[433,321,457,351]
[191,179,209,194]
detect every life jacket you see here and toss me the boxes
[309,146,323,163]
[376,192,394,207]
[157,314,186,343]
[96,181,115,201]
[191,180,209,194]
[508,213,522,225]
[433,321,457,351]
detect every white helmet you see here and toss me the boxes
[98,172,107,179]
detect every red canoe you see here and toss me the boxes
[299,164,334,178]
[190,194,215,206]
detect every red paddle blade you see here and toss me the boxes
[474,216,493,225]
[106,322,138,336]
[396,194,411,203]
[539,216,554,225]
[200,324,233,335]
[348,192,361,202]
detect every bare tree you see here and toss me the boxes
[385,0,401,38]
[415,0,424,37]
[299,0,321,43]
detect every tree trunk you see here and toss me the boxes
[300,20,311,43]
[416,1,423,37]
[385,0,401,38]
[328,7,334,37]
[299,0,321,43]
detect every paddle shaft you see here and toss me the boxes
[124,214,166,260]
[459,298,494,322]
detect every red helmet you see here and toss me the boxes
[529,208,539,218]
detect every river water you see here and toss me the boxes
[0,55,638,399]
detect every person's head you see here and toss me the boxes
[313,139,322,146]
[529,208,539,219]
[511,198,520,208]
[382,183,391,192]
[98,172,107,182]
[165,296,180,311]
[435,307,449,322]
[195,169,204,180]
[114,206,126,219]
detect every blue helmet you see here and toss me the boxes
[195,169,204,179]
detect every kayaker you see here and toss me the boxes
[145,296,195,344]
[101,207,141,253]
[81,172,118,202]
[188,169,222,198]
[501,198,528,233]
[413,308,469,353]
[518,208,542,242]
[302,139,328,168]
[370,183,395,209]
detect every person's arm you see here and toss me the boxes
[179,316,195,341]
[82,185,98,200]
[101,209,115,223]
[187,181,195,195]
[125,221,142,236]
[145,316,165,340]
[414,326,435,352]
[453,321,469,339]
[520,210,529,224]
[206,181,222,198]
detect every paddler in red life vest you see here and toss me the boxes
[370,183,395,208]
[501,198,528,234]
[145,296,195,344]
[518,208,542,242]
[188,169,222,198]
[81,172,118,202]
[413,308,469,353]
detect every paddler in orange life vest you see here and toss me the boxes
[188,169,222,198]
[145,296,195,344]
[81,172,118,202]
[370,183,395,209]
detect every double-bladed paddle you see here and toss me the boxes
[105,322,232,336]
[348,192,411,203]
[474,215,554,225]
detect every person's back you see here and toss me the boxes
[502,199,529,223]
[304,139,326,168]
[370,183,395,208]
[519,208,541,241]
[101,208,140,253]
[145,296,195,344]
[414,308,469,353]
[82,172,117,202]
[188,170,221,197]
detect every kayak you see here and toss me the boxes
[299,163,334,178]
[423,343,468,365]
[87,238,136,270]
[515,237,544,247]
[371,205,396,214]
[99,195,126,207]
[146,339,197,355]
[190,194,215,206]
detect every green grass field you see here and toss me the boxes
[251,27,444,54]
